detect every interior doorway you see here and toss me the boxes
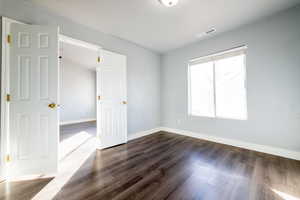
[58,37,99,160]
[1,17,128,179]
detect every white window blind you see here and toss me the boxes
[188,46,247,120]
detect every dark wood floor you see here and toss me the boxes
[2,131,300,200]
[0,176,53,200]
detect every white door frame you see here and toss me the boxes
[59,35,103,148]
[1,17,25,179]
[0,17,103,179]
[59,35,101,52]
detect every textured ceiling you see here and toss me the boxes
[29,0,299,53]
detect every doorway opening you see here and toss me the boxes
[58,36,100,160]
[1,17,128,181]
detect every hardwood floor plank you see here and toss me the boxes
[53,132,300,200]
[0,177,53,200]
[2,132,300,200]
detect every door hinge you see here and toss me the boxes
[5,155,11,163]
[97,56,101,63]
[7,34,11,44]
[6,94,10,102]
[97,96,101,100]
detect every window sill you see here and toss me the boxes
[188,114,247,121]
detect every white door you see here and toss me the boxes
[9,23,59,177]
[97,50,127,149]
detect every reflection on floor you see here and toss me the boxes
[56,132,300,200]
[0,121,97,200]
[2,131,300,200]
[52,132,300,200]
[32,138,97,200]
[60,121,96,142]
[59,121,96,160]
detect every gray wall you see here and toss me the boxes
[60,59,96,123]
[0,0,161,135]
[161,6,300,152]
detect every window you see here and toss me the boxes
[188,47,247,120]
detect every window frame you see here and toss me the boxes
[188,46,248,120]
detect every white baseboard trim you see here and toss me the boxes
[125,126,300,160]
[160,127,300,161]
[128,127,162,141]
[60,118,96,126]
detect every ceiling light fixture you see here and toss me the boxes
[159,0,178,7]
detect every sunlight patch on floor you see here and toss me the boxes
[272,189,300,200]
[32,138,98,200]
[59,131,93,160]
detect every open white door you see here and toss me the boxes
[97,50,127,149]
[9,23,59,177]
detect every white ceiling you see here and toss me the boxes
[60,42,98,70]
[29,0,299,53]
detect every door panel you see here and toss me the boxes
[9,23,59,177]
[97,50,127,149]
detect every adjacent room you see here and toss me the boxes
[0,0,300,200]
[59,38,98,160]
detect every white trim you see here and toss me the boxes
[189,45,247,63]
[0,16,5,181]
[60,118,96,126]
[59,35,101,51]
[59,34,102,139]
[128,127,162,141]
[126,127,300,161]
[160,127,300,161]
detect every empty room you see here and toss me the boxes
[59,37,98,160]
[0,0,300,200]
